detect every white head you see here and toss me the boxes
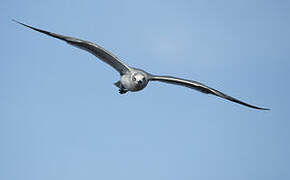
[131,72,148,89]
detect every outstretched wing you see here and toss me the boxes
[13,20,131,75]
[148,75,269,110]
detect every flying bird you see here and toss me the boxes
[13,20,269,110]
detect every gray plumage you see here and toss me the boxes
[13,20,269,110]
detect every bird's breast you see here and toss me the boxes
[120,74,134,90]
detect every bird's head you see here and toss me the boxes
[132,72,148,88]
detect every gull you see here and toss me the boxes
[13,20,269,110]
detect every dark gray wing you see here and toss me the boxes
[13,20,131,75]
[148,75,269,110]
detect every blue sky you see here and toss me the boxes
[1,0,289,180]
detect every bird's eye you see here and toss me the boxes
[132,77,136,81]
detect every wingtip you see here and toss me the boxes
[12,19,21,24]
[12,19,28,27]
[253,106,270,110]
[260,107,270,111]
[248,105,270,111]
[12,19,18,24]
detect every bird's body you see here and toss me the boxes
[14,20,269,110]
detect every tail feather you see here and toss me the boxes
[114,81,121,88]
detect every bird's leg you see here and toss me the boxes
[114,80,128,94]
[119,88,128,94]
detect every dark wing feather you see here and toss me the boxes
[13,20,130,75]
[149,75,269,110]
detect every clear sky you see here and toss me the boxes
[1,0,289,180]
